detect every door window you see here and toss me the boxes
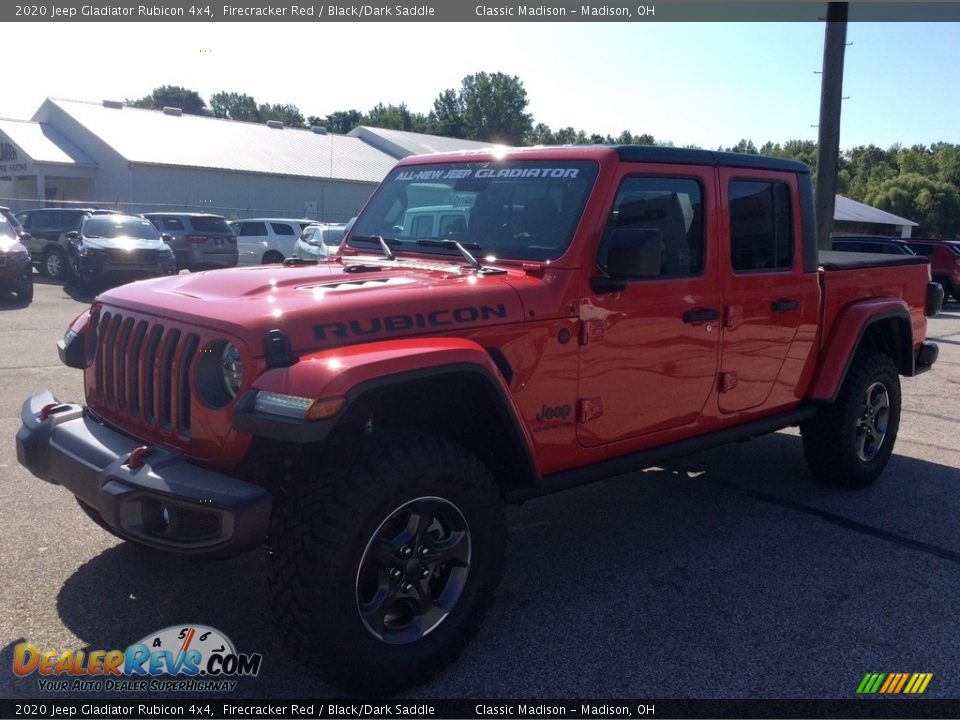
[599,177,705,278]
[729,181,793,272]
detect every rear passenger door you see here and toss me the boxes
[717,170,820,414]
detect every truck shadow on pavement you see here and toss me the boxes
[23,430,960,699]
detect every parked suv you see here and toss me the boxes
[143,213,238,271]
[66,214,177,289]
[0,206,29,240]
[230,218,314,265]
[15,207,121,280]
[831,235,917,256]
[0,215,32,303]
[906,238,960,302]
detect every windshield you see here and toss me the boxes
[83,217,161,240]
[348,160,598,262]
[0,216,17,241]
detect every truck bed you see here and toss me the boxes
[819,250,930,271]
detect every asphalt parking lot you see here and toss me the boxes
[1,274,958,701]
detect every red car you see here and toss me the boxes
[0,215,32,303]
[907,238,960,302]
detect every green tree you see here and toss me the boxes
[729,139,759,154]
[210,92,260,122]
[314,110,363,134]
[258,103,306,128]
[897,144,937,177]
[459,72,532,145]
[932,142,960,187]
[864,172,960,237]
[525,123,555,145]
[128,85,209,116]
[429,89,466,138]
[363,103,429,132]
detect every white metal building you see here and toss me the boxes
[0,99,420,222]
[833,194,918,238]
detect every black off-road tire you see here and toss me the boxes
[801,351,901,488]
[269,434,506,695]
[16,282,33,303]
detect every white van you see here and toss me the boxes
[230,218,315,265]
[398,205,471,239]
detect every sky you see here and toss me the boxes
[5,20,959,150]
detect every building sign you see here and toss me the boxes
[0,142,30,174]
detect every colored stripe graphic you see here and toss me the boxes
[857,672,933,694]
[857,673,886,694]
[905,673,934,694]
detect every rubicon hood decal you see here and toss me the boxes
[314,303,508,341]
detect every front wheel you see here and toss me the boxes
[801,351,901,488]
[262,250,284,264]
[43,248,69,281]
[15,281,33,303]
[269,435,506,695]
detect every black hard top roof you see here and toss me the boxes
[614,145,810,174]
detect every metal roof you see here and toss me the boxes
[34,98,396,183]
[347,126,497,159]
[834,194,918,227]
[0,118,94,166]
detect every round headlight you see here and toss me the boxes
[221,343,243,398]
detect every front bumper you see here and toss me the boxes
[75,250,177,282]
[16,390,271,558]
[0,255,32,289]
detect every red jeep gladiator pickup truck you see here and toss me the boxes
[17,146,943,693]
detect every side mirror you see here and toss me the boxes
[65,231,79,241]
[161,233,174,243]
[17,230,30,241]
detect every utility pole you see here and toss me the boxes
[815,2,848,250]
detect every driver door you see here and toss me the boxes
[577,170,721,448]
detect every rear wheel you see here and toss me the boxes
[269,434,506,695]
[262,250,284,264]
[801,351,901,488]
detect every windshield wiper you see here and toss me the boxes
[416,239,483,270]
[350,234,400,261]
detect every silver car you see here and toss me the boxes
[292,223,348,262]
[143,213,238,271]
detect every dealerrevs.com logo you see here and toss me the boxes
[14,625,262,693]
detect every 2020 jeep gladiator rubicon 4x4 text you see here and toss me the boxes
[17,146,942,694]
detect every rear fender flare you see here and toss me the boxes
[809,299,913,402]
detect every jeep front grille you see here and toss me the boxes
[91,310,200,436]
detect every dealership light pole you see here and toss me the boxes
[815,2,848,250]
